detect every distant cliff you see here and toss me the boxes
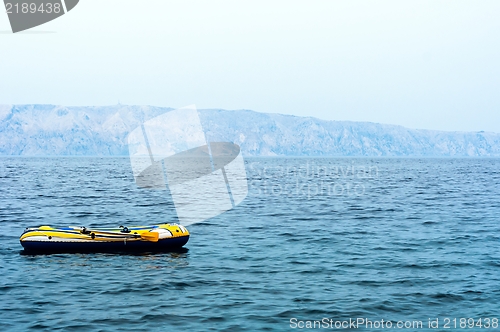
[1,104,499,157]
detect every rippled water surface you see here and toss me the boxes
[1,157,499,331]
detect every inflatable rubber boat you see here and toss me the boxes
[20,224,189,253]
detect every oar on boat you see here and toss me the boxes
[72,226,160,242]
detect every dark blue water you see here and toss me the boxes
[1,157,499,331]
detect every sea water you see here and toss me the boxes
[0,157,499,331]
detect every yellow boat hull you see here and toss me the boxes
[20,224,189,253]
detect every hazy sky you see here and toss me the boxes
[1,0,499,132]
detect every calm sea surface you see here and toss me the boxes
[1,157,499,331]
